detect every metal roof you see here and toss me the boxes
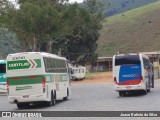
[138,51,160,58]
[97,57,113,61]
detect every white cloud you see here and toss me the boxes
[69,0,84,3]
[9,0,84,4]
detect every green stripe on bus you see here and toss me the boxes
[8,74,68,86]
[34,59,41,68]
[8,76,42,85]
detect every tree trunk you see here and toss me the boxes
[58,48,61,56]
[47,41,53,53]
[32,34,41,52]
[33,37,37,52]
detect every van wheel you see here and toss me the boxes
[63,88,69,101]
[47,91,56,106]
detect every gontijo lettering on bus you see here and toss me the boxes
[7,59,41,70]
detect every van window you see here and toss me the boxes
[115,55,140,66]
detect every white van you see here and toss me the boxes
[70,67,86,80]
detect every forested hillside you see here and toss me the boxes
[103,0,158,17]
[82,0,159,17]
[97,1,160,56]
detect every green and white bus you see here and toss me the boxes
[6,52,71,109]
[0,60,6,93]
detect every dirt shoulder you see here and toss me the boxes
[71,72,113,85]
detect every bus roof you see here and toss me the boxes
[114,53,139,56]
[113,53,150,61]
[7,52,67,60]
[114,53,148,57]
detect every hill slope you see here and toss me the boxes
[82,0,159,17]
[97,1,160,56]
[102,0,159,17]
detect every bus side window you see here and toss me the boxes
[56,59,60,73]
[50,58,53,72]
[53,58,56,72]
[64,61,67,73]
[47,58,50,72]
[59,60,62,73]
[43,57,48,72]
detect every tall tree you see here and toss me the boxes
[2,0,103,64]
[59,1,103,64]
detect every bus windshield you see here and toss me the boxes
[115,55,140,66]
[0,64,6,73]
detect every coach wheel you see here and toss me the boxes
[51,91,56,106]
[147,89,150,92]
[63,88,69,101]
[143,84,148,95]
[119,91,126,96]
[47,91,56,106]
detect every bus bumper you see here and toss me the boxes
[114,83,146,91]
[8,94,48,104]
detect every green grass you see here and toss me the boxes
[86,71,106,76]
[97,1,160,57]
[85,71,111,80]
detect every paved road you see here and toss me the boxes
[1,80,160,120]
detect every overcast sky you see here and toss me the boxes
[69,0,84,3]
[9,0,84,3]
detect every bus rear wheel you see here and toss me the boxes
[119,91,126,96]
[47,91,56,106]
[63,88,69,100]
[143,84,148,95]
